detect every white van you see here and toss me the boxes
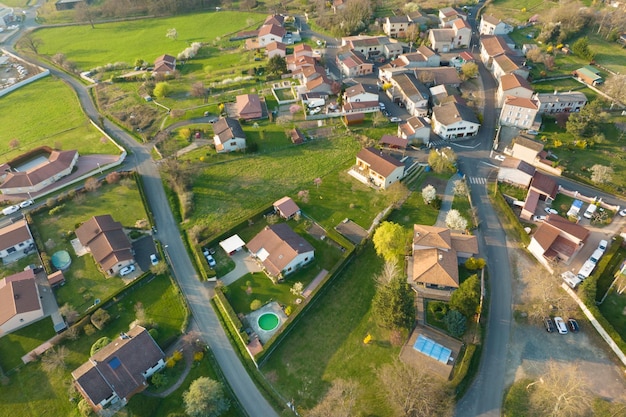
[583,204,597,219]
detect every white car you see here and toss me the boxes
[206,255,216,268]
[533,215,546,222]
[2,205,20,216]
[554,317,568,334]
[389,117,402,123]
[119,264,136,276]
[494,155,506,162]
[619,209,626,217]
[544,207,558,215]
[19,200,34,208]
[598,239,608,252]
[150,254,158,266]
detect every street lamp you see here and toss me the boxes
[97,162,103,175]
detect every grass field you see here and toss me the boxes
[0,317,55,371]
[31,179,149,311]
[34,11,264,71]
[0,77,119,163]
[531,78,600,103]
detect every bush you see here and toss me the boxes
[90,309,111,330]
[90,337,111,356]
[129,230,143,239]
[151,372,168,388]
[444,310,467,337]
[428,301,448,321]
[84,324,96,336]
[250,299,262,311]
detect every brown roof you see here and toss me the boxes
[274,196,301,218]
[500,157,536,175]
[289,128,305,144]
[481,14,502,26]
[413,67,461,85]
[47,270,65,286]
[453,18,471,30]
[72,326,165,405]
[213,117,246,143]
[530,171,557,199]
[344,113,365,123]
[0,149,78,190]
[236,94,263,119]
[450,234,479,254]
[432,101,479,125]
[0,270,41,326]
[504,96,537,110]
[356,147,404,177]
[294,43,313,53]
[154,54,176,73]
[264,14,285,26]
[500,73,532,92]
[75,215,133,272]
[544,214,589,242]
[246,224,314,277]
[523,189,540,215]
[0,219,32,252]
[481,35,512,57]
[513,135,544,152]
[379,135,408,149]
[266,41,286,51]
[343,100,378,111]
[494,53,523,73]
[258,23,286,38]
[413,225,453,250]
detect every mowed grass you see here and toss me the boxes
[0,77,118,163]
[34,11,264,70]
[532,78,600,103]
[0,317,56,371]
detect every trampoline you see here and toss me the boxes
[413,335,452,364]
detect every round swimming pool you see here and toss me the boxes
[257,312,280,331]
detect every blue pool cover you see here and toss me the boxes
[413,335,452,364]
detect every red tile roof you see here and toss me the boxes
[356,147,404,177]
[246,224,314,277]
[0,270,41,327]
[0,149,78,190]
[0,219,32,252]
[75,215,133,272]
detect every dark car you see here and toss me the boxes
[568,318,580,332]
[544,317,555,333]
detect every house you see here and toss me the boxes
[341,35,403,60]
[47,270,65,288]
[497,73,534,106]
[479,15,513,35]
[343,113,365,125]
[412,67,461,87]
[428,28,455,53]
[480,35,513,67]
[75,215,134,276]
[0,270,44,336]
[573,66,603,86]
[273,196,301,220]
[0,147,79,195]
[507,134,544,164]
[72,326,166,413]
[350,147,405,189]
[288,55,316,72]
[528,214,589,271]
[236,94,263,120]
[383,15,412,38]
[535,91,587,114]
[398,116,431,144]
[153,54,176,75]
[288,128,306,144]
[266,41,286,59]
[449,51,475,69]
[520,171,559,220]
[499,96,539,129]
[407,224,478,297]
[264,14,285,27]
[54,0,83,10]
[379,135,408,150]
[431,102,480,139]
[492,53,528,80]
[344,83,379,103]
[258,23,286,47]
[293,43,313,58]
[0,220,35,263]
[306,74,333,95]
[389,46,440,69]
[213,117,247,153]
[497,158,536,188]
[336,49,374,77]
[451,18,472,48]
[438,7,466,28]
[387,73,430,117]
[342,100,380,114]
[247,223,314,280]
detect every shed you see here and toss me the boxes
[344,113,365,125]
[47,270,65,287]
[219,235,246,255]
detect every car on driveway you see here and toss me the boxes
[544,207,558,215]
[598,239,608,252]
[554,317,568,334]
[206,255,216,268]
[544,317,555,333]
[19,200,34,208]
[494,154,506,161]
[150,254,158,266]
[389,117,402,123]
[120,264,135,276]
[620,208,626,217]
[568,318,580,332]
[2,205,20,216]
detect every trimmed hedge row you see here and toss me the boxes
[451,343,477,392]
[214,287,249,345]
[489,182,530,246]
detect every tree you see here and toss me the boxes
[307,379,360,417]
[374,260,400,287]
[449,274,480,317]
[266,55,287,76]
[422,184,437,204]
[372,110,386,127]
[290,282,303,296]
[464,257,486,270]
[372,275,415,331]
[105,172,121,184]
[250,299,262,310]
[565,100,605,137]
[90,308,111,330]
[41,346,69,373]
[150,262,169,275]
[179,128,192,141]
[373,221,409,263]
[59,303,79,324]
[90,337,111,356]
[453,179,468,196]
[183,377,229,417]
[527,361,592,416]
[154,82,172,99]
[190,82,207,102]
[84,177,100,192]
[525,48,544,63]
[166,28,178,40]
[313,177,322,188]
[460,62,478,80]
[428,148,457,173]
[377,360,453,417]
[572,37,595,61]
[444,309,467,337]
[74,2,95,28]
[445,209,468,231]
[603,74,626,105]
[17,34,43,55]
[590,164,613,184]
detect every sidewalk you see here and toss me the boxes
[435,173,462,227]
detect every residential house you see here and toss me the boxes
[387,73,430,117]
[492,53,528,80]
[212,117,247,153]
[449,50,475,69]
[266,41,286,59]
[336,48,373,77]
[293,43,313,58]
[497,158,536,188]
[341,35,403,60]
[75,215,134,277]
[54,0,84,11]
[72,326,166,413]
[388,46,441,69]
[343,83,379,103]
[350,147,405,189]
[258,23,286,47]
[153,54,176,75]
[306,74,333,95]
[342,100,380,114]
[573,66,603,86]
[247,223,314,280]
[398,116,431,144]
[431,102,480,139]
[287,54,316,72]
[438,7,466,28]
[0,147,79,195]
[499,96,539,129]
[528,215,589,271]
[383,15,412,38]
[412,67,461,87]
[0,219,35,263]
[535,91,587,114]
[273,196,301,220]
[0,270,44,336]
[379,135,408,150]
[480,35,521,76]
[428,18,471,53]
[288,128,306,144]
[407,224,478,297]
[507,134,544,164]
[264,14,285,27]
[520,171,559,220]
[236,93,263,120]
[479,15,513,35]
[430,84,463,106]
[497,73,534,106]
[343,113,365,126]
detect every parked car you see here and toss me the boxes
[2,205,20,216]
[119,264,135,276]
[554,317,568,334]
[202,247,210,257]
[544,207,558,215]
[206,254,216,268]
[598,239,608,252]
[568,318,580,332]
[378,102,386,109]
[544,317,556,333]
[533,215,546,222]
[19,200,34,208]
[389,117,402,123]
[619,208,626,217]
[494,154,506,161]
[150,254,158,266]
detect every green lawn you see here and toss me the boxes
[0,77,119,163]
[387,188,440,229]
[452,194,474,228]
[33,11,264,71]
[0,317,56,371]
[31,180,149,311]
[532,78,600,103]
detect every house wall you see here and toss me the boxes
[405,98,429,117]
[267,49,286,59]
[433,119,479,139]
[500,104,538,128]
[282,250,315,275]
[497,86,534,107]
[0,307,44,335]
[1,152,79,195]
[497,169,532,188]
[346,92,378,103]
[259,34,283,47]
[511,144,539,164]
[379,165,405,189]
[215,137,247,153]
[455,28,471,47]
[537,98,587,114]
[0,237,34,258]
[384,21,410,38]
[527,238,554,273]
[429,32,452,53]
[142,359,166,378]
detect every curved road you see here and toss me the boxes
[3,8,279,417]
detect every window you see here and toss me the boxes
[7,247,16,254]
[230,141,236,146]
[304,257,309,261]
[18,242,24,247]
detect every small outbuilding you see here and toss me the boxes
[273,196,301,220]
[219,235,246,256]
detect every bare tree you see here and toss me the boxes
[590,164,613,184]
[190,81,207,103]
[58,303,79,324]
[528,361,592,417]
[307,379,360,417]
[17,34,43,55]
[603,74,626,105]
[84,177,100,192]
[41,346,68,373]
[375,259,400,287]
[74,2,95,28]
[372,110,386,127]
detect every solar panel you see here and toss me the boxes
[108,357,121,370]
[413,335,452,364]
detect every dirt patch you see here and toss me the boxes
[334,219,368,245]
[307,222,327,240]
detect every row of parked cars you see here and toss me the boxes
[545,317,579,334]
[202,247,216,268]
[2,199,34,216]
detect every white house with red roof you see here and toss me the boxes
[258,23,286,47]
[0,269,44,336]
[499,96,539,129]
[497,73,534,106]
[398,116,431,144]
[528,215,589,272]
[479,15,513,36]
[0,219,35,263]
[349,147,405,189]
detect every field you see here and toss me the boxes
[0,77,119,163]
[31,179,150,312]
[485,0,593,25]
[0,317,56,371]
[531,78,600,103]
[33,11,264,71]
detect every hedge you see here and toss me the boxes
[213,287,249,345]
[451,343,477,394]
[489,182,530,246]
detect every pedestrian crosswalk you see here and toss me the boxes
[468,176,487,185]
[429,139,448,148]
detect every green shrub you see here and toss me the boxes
[90,337,111,356]
[503,379,534,417]
[444,310,467,337]
[129,230,143,239]
[428,301,448,321]
[151,372,168,388]
[49,204,65,216]
[250,299,262,311]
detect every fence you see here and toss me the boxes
[557,185,621,212]
[0,49,50,98]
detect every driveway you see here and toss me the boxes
[219,250,262,285]
[131,234,157,272]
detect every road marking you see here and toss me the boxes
[469,176,486,184]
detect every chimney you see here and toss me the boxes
[438,253,443,261]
